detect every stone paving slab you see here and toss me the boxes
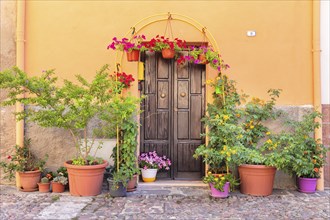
[0,184,329,220]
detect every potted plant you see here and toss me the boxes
[198,145,239,198]
[108,170,129,197]
[107,92,142,197]
[0,139,48,192]
[52,175,68,193]
[147,35,187,59]
[37,177,50,193]
[107,35,147,61]
[233,89,284,196]
[56,166,68,179]
[138,151,171,182]
[194,76,241,197]
[195,74,284,196]
[194,75,244,171]
[188,46,214,65]
[0,65,125,196]
[274,110,328,193]
[179,45,230,72]
[203,172,238,198]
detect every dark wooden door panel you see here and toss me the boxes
[177,111,189,139]
[173,61,205,179]
[177,63,189,79]
[191,65,202,94]
[141,51,205,180]
[157,81,169,109]
[157,112,169,139]
[144,51,156,94]
[144,95,157,140]
[177,80,189,109]
[190,95,203,139]
[177,143,203,172]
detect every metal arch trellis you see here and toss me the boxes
[113,12,224,172]
[114,12,221,72]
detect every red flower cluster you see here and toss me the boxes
[116,72,135,88]
[146,35,187,51]
[176,55,186,65]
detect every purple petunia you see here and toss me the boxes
[194,59,200,64]
[138,151,171,171]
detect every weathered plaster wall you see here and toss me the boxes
[0,0,16,184]
[25,122,76,172]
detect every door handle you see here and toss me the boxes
[160,93,166,98]
[180,92,186,97]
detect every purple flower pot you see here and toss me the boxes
[297,177,317,193]
[209,182,230,198]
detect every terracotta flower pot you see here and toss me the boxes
[127,174,138,192]
[141,168,157,182]
[37,182,50,193]
[161,48,175,59]
[64,160,108,196]
[238,164,276,196]
[198,54,209,64]
[126,49,140,62]
[52,182,65,193]
[18,170,41,192]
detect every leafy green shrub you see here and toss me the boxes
[273,110,328,178]
[0,65,124,165]
[0,139,48,180]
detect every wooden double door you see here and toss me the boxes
[140,51,205,180]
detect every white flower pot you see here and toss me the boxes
[141,169,158,182]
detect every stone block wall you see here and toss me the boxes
[269,106,313,189]
[24,122,76,172]
[322,104,330,187]
[0,0,16,185]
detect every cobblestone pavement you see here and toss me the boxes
[0,184,329,220]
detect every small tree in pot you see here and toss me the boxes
[0,65,124,196]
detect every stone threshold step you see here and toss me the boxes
[138,180,206,187]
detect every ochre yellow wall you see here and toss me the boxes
[26,0,313,105]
